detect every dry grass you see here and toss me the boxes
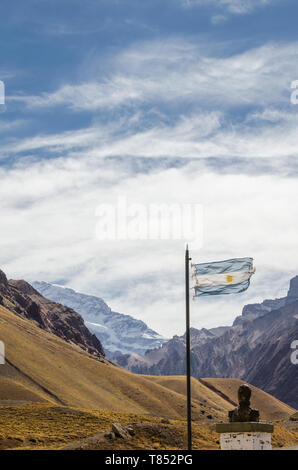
[272,424,298,449]
[0,305,202,419]
[0,305,297,450]
[0,403,145,450]
[0,403,296,450]
[0,403,219,450]
[146,376,232,419]
[201,378,295,421]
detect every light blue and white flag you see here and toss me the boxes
[192,257,255,297]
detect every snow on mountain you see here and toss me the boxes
[32,281,168,357]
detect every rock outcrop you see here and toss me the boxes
[0,270,105,359]
[286,276,298,304]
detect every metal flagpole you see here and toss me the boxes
[185,244,192,451]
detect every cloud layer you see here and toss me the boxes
[2,31,298,336]
[5,39,298,164]
[1,152,298,335]
[182,0,275,15]
[11,40,297,113]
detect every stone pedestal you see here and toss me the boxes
[216,422,274,450]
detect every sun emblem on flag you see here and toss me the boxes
[226,274,234,283]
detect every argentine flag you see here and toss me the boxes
[192,257,255,297]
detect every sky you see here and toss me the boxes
[1,0,298,337]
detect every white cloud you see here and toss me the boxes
[0,119,26,133]
[4,40,298,161]
[92,110,298,159]
[2,106,298,161]
[182,0,275,15]
[211,14,228,24]
[9,40,298,113]
[1,153,297,336]
[2,36,298,337]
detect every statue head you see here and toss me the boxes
[229,384,259,422]
[238,384,251,407]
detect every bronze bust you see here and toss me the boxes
[229,384,259,422]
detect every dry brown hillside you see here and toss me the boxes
[0,304,200,418]
[0,304,296,421]
[1,304,226,420]
[200,378,295,421]
[0,304,297,450]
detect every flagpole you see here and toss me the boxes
[185,244,192,451]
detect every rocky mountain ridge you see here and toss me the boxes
[115,276,298,408]
[32,281,168,357]
[0,270,105,359]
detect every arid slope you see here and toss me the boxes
[0,304,296,422]
[0,305,211,419]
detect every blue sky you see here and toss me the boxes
[1,0,298,336]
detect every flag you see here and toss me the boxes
[192,257,255,297]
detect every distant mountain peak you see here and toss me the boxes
[286,275,298,304]
[0,269,8,285]
[233,275,298,326]
[0,270,105,359]
[32,281,168,357]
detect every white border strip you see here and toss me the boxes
[0,341,5,365]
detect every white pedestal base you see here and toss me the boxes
[220,432,272,450]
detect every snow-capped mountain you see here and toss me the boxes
[0,271,105,359]
[32,281,168,357]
